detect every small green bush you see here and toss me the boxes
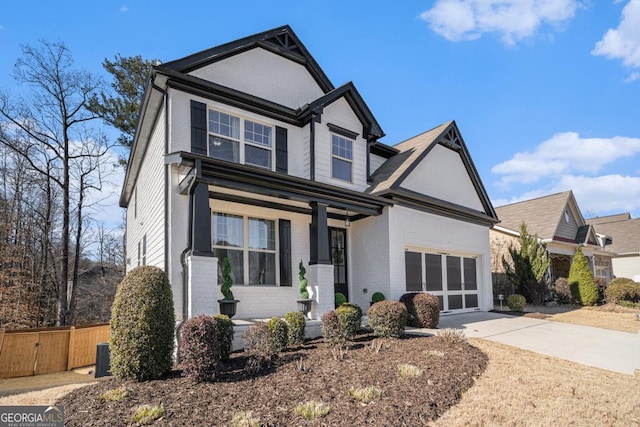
[399,292,440,328]
[335,292,347,307]
[367,300,407,338]
[179,315,220,382]
[553,277,572,302]
[335,303,362,339]
[243,322,275,374]
[321,310,346,349]
[267,317,289,354]
[110,266,175,381]
[285,311,306,346]
[213,314,234,362]
[371,292,386,304]
[568,247,599,306]
[506,294,526,311]
[132,404,165,425]
[605,278,640,304]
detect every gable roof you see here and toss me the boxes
[367,121,498,225]
[494,191,583,241]
[586,213,632,225]
[586,216,640,254]
[161,25,334,93]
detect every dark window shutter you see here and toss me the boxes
[279,219,292,286]
[191,100,207,155]
[275,126,288,173]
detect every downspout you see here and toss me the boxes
[309,115,316,180]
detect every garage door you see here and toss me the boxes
[405,251,479,313]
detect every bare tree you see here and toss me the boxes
[0,41,111,326]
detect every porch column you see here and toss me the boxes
[191,180,211,255]
[308,201,334,318]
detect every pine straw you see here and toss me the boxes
[431,339,640,427]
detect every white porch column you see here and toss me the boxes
[187,254,218,317]
[307,264,334,319]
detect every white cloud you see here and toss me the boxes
[491,132,640,184]
[624,71,640,82]
[420,0,580,46]
[120,5,128,12]
[592,0,640,68]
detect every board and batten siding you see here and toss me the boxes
[188,47,325,110]
[126,107,166,272]
[313,98,368,191]
[387,205,493,311]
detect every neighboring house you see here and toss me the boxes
[586,214,640,281]
[119,25,499,322]
[491,191,615,288]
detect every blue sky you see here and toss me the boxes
[1,0,639,225]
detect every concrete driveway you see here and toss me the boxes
[408,311,640,375]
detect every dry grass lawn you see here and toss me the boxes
[0,383,92,406]
[432,339,640,427]
[546,305,640,334]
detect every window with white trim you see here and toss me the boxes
[331,134,353,182]
[212,213,277,285]
[208,109,273,169]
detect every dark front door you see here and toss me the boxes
[330,228,348,301]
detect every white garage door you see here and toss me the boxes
[405,251,480,313]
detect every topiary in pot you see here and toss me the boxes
[298,260,309,299]
[110,266,175,381]
[506,294,526,312]
[218,257,238,318]
[367,300,407,338]
[179,315,220,382]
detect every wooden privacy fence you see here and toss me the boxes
[0,323,110,379]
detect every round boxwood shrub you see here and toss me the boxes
[285,311,306,346]
[213,314,234,362]
[266,317,289,354]
[506,294,526,312]
[553,277,572,303]
[335,292,347,307]
[604,278,640,304]
[242,322,275,374]
[179,315,220,382]
[335,303,362,339]
[371,292,386,304]
[321,310,346,349]
[110,266,175,381]
[367,300,407,338]
[399,292,440,328]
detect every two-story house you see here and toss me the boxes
[119,26,499,322]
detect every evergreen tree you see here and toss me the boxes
[568,247,598,306]
[502,223,550,304]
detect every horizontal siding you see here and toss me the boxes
[370,154,386,174]
[612,257,640,280]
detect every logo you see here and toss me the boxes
[0,406,64,427]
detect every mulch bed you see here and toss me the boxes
[58,333,487,426]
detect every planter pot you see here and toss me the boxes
[218,299,239,318]
[296,299,313,316]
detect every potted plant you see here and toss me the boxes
[296,260,313,316]
[370,291,385,307]
[218,256,239,318]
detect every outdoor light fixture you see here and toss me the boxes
[345,210,350,227]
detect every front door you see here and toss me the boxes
[330,228,348,301]
[405,250,479,313]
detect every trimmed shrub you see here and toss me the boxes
[179,315,220,382]
[110,266,175,381]
[321,310,346,349]
[568,247,599,306]
[399,292,440,328]
[605,278,640,304]
[335,292,347,307]
[506,294,526,312]
[371,292,386,304]
[243,322,275,374]
[267,317,289,354]
[285,311,306,346]
[213,314,234,362]
[553,277,572,302]
[335,303,362,339]
[367,300,407,338]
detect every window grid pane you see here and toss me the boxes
[209,110,239,139]
[245,144,271,169]
[248,218,275,250]
[245,120,272,147]
[212,213,244,248]
[332,135,353,160]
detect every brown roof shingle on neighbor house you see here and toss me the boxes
[586,214,640,255]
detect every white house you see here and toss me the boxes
[119,25,499,322]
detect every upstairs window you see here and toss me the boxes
[331,134,353,182]
[208,109,272,169]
